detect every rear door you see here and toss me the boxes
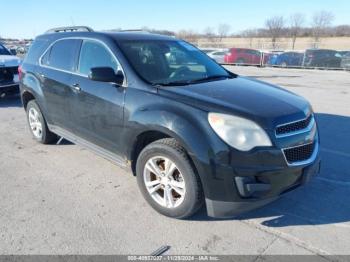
[68,39,126,156]
[39,39,82,131]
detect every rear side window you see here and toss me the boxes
[213,51,226,55]
[43,39,81,71]
[24,38,50,65]
[78,40,119,75]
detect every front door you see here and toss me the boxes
[68,39,126,156]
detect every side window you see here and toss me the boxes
[48,39,81,71]
[24,38,49,65]
[78,40,119,76]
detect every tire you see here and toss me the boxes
[236,58,246,64]
[136,138,204,219]
[281,62,288,68]
[26,100,58,144]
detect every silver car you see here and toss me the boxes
[206,49,229,64]
[0,43,21,98]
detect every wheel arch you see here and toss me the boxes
[21,90,36,109]
[127,109,214,180]
[129,127,202,177]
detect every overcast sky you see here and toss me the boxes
[2,0,350,39]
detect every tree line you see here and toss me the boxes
[176,11,349,49]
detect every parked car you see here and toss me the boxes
[201,48,219,54]
[340,51,350,69]
[303,49,342,68]
[265,51,283,66]
[20,26,320,219]
[273,52,304,67]
[206,49,229,63]
[224,48,262,65]
[0,42,21,98]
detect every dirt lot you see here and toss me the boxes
[0,67,349,257]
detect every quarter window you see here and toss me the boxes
[45,39,81,71]
[41,48,51,66]
[78,40,119,76]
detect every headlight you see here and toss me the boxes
[208,113,272,151]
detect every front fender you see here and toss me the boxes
[124,104,231,199]
[129,108,212,161]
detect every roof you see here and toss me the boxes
[106,31,176,41]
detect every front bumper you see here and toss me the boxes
[205,156,320,218]
[198,117,320,218]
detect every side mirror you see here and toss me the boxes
[88,67,124,86]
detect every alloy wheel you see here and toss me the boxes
[28,107,43,139]
[143,156,186,208]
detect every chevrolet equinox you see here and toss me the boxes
[19,26,321,218]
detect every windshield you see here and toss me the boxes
[118,40,232,85]
[0,44,11,55]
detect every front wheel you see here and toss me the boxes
[136,138,204,218]
[281,62,288,67]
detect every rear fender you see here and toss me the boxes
[21,70,51,123]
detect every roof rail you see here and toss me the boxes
[120,29,150,33]
[45,26,94,34]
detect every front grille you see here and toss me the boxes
[276,115,312,135]
[283,143,315,164]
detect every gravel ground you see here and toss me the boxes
[0,66,349,257]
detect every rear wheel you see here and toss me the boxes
[26,100,58,144]
[236,58,246,64]
[136,138,203,218]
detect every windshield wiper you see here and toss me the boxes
[188,74,232,84]
[152,80,192,87]
[152,74,233,87]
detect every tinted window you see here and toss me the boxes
[48,39,81,71]
[41,48,51,66]
[78,40,119,75]
[24,38,49,65]
[0,44,11,55]
[213,51,226,55]
[248,50,260,56]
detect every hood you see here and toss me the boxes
[0,55,21,67]
[158,76,311,130]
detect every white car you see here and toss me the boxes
[206,49,229,64]
[0,43,21,98]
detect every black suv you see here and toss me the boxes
[303,49,342,68]
[20,26,320,218]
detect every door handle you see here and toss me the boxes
[71,83,81,92]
